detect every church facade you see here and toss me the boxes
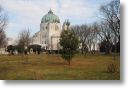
[31,9,68,51]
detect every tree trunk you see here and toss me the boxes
[105,44,112,54]
[67,59,71,65]
[81,43,84,54]
[68,60,70,65]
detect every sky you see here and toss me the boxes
[0,0,113,40]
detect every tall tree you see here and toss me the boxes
[98,0,120,54]
[100,0,120,45]
[0,6,7,48]
[97,21,114,54]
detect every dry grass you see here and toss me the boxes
[0,54,120,80]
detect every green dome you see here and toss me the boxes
[41,10,60,23]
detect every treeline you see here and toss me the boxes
[71,0,120,54]
[0,0,120,56]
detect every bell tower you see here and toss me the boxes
[62,20,70,30]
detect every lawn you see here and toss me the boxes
[0,54,120,80]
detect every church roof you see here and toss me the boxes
[41,9,60,23]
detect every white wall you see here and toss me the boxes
[40,22,61,50]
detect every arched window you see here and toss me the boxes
[42,40,46,44]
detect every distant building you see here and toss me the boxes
[7,38,16,45]
[0,38,16,55]
[31,9,69,51]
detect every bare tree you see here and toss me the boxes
[18,29,31,54]
[0,6,7,48]
[18,29,31,46]
[17,29,31,64]
[69,0,120,55]
[0,30,7,47]
[98,0,120,54]
[97,21,114,54]
[86,24,99,54]
[100,0,120,45]
[71,24,91,54]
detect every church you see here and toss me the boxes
[31,9,69,51]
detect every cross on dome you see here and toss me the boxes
[48,9,53,14]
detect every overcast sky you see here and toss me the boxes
[0,0,113,40]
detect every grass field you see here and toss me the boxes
[0,54,120,80]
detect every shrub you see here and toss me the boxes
[107,62,119,73]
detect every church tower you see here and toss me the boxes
[62,20,70,30]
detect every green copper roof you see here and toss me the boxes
[41,9,60,23]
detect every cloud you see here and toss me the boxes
[59,0,95,17]
[0,0,112,39]
[0,0,59,38]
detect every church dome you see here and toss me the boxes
[41,9,60,23]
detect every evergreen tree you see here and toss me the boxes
[60,29,79,65]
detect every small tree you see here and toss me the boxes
[60,29,79,65]
[17,29,31,64]
[18,29,31,54]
